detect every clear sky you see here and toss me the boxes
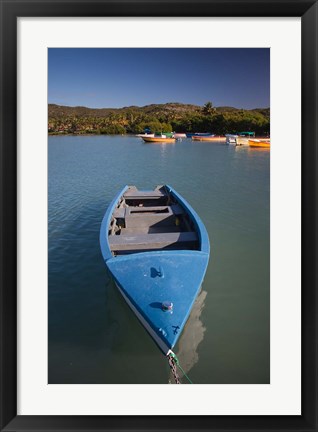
[48,48,270,109]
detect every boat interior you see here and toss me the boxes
[108,186,199,255]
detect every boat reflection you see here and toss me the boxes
[169,287,207,383]
[142,141,176,146]
[234,145,270,153]
[246,147,270,156]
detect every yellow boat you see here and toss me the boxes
[142,136,176,143]
[248,139,270,148]
[192,135,226,142]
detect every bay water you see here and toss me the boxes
[48,135,270,384]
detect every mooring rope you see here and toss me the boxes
[168,354,181,384]
[167,352,193,384]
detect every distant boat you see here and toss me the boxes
[136,133,155,138]
[173,133,187,138]
[186,132,212,138]
[100,185,210,355]
[248,139,270,148]
[142,133,176,143]
[225,134,238,144]
[192,135,226,142]
[236,132,255,146]
[136,128,154,138]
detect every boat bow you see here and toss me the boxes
[106,250,209,353]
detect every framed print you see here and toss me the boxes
[0,0,317,431]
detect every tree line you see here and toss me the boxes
[48,102,270,135]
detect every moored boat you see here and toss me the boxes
[173,133,187,138]
[142,132,175,143]
[248,139,270,148]
[142,135,176,143]
[192,135,226,142]
[100,185,210,355]
[236,137,249,145]
[225,134,238,144]
[136,133,155,138]
[236,132,255,146]
[186,132,212,138]
[136,128,154,138]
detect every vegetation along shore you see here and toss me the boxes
[48,102,270,136]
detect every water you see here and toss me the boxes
[48,135,270,384]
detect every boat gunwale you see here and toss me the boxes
[100,185,129,262]
[100,184,210,262]
[165,184,210,255]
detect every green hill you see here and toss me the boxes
[48,102,270,135]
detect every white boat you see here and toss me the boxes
[142,135,176,143]
[236,136,249,146]
[136,133,155,138]
[236,132,255,146]
[173,133,187,138]
[225,134,238,144]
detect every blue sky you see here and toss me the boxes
[48,48,270,109]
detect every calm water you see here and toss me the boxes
[48,135,270,384]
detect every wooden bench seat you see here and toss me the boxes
[109,231,197,251]
[126,204,184,215]
[124,190,166,199]
[113,204,184,220]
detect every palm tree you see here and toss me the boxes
[202,101,215,116]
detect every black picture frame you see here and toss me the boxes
[1,1,317,431]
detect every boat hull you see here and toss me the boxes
[192,135,226,142]
[100,185,210,354]
[248,139,270,148]
[142,137,176,143]
[115,281,172,354]
[108,250,209,354]
[186,133,212,138]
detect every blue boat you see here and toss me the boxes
[186,132,213,138]
[100,185,210,355]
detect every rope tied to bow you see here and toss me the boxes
[167,352,193,384]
